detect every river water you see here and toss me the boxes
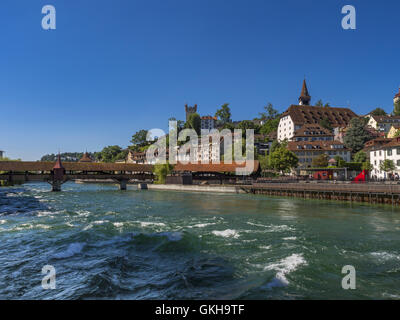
[0,182,400,299]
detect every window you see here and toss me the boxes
[397,160,400,166]
[388,149,393,156]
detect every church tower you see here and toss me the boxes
[298,79,311,106]
[394,87,400,104]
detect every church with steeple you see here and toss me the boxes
[277,79,357,142]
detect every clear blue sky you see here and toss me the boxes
[1,0,399,160]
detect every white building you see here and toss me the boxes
[201,116,217,130]
[370,138,400,179]
[365,114,400,133]
[288,140,351,168]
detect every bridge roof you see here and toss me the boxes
[173,161,260,174]
[0,161,154,173]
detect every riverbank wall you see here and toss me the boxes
[242,183,400,205]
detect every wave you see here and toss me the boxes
[370,251,400,261]
[212,229,240,239]
[188,222,217,228]
[246,222,295,233]
[263,253,307,289]
[53,242,85,259]
[129,231,201,253]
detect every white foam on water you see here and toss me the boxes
[0,220,6,225]
[35,224,51,229]
[76,210,90,217]
[212,229,240,239]
[382,293,400,299]
[370,252,400,261]
[259,245,272,250]
[54,242,85,259]
[113,222,124,228]
[12,223,34,231]
[247,221,269,227]
[93,220,108,225]
[83,224,93,231]
[188,222,217,228]
[138,221,166,227]
[247,222,295,233]
[283,237,297,241]
[37,211,56,217]
[264,253,307,289]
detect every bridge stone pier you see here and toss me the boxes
[51,179,63,192]
[117,180,128,191]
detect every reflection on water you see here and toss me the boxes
[0,182,400,300]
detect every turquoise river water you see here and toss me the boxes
[0,182,400,299]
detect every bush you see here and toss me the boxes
[154,162,174,184]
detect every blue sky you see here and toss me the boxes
[1,0,400,160]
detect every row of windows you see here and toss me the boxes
[374,159,400,166]
[374,148,400,157]
[294,137,334,142]
[295,151,348,156]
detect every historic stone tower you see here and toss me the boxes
[298,79,311,106]
[185,104,198,122]
[394,87,400,105]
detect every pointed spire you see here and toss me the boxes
[299,79,311,105]
[53,153,64,169]
[79,151,93,163]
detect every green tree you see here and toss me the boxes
[259,103,279,121]
[131,130,148,147]
[343,118,372,153]
[260,118,280,136]
[99,145,124,163]
[154,162,174,184]
[215,103,232,124]
[315,100,330,107]
[269,147,298,173]
[258,153,270,171]
[353,150,367,163]
[185,113,201,135]
[362,161,373,171]
[312,154,329,167]
[380,159,395,177]
[238,120,255,131]
[370,108,387,116]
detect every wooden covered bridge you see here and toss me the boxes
[0,156,154,191]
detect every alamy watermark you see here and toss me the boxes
[144,121,255,176]
[41,5,56,30]
[341,5,356,30]
[341,265,356,290]
[42,265,56,290]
